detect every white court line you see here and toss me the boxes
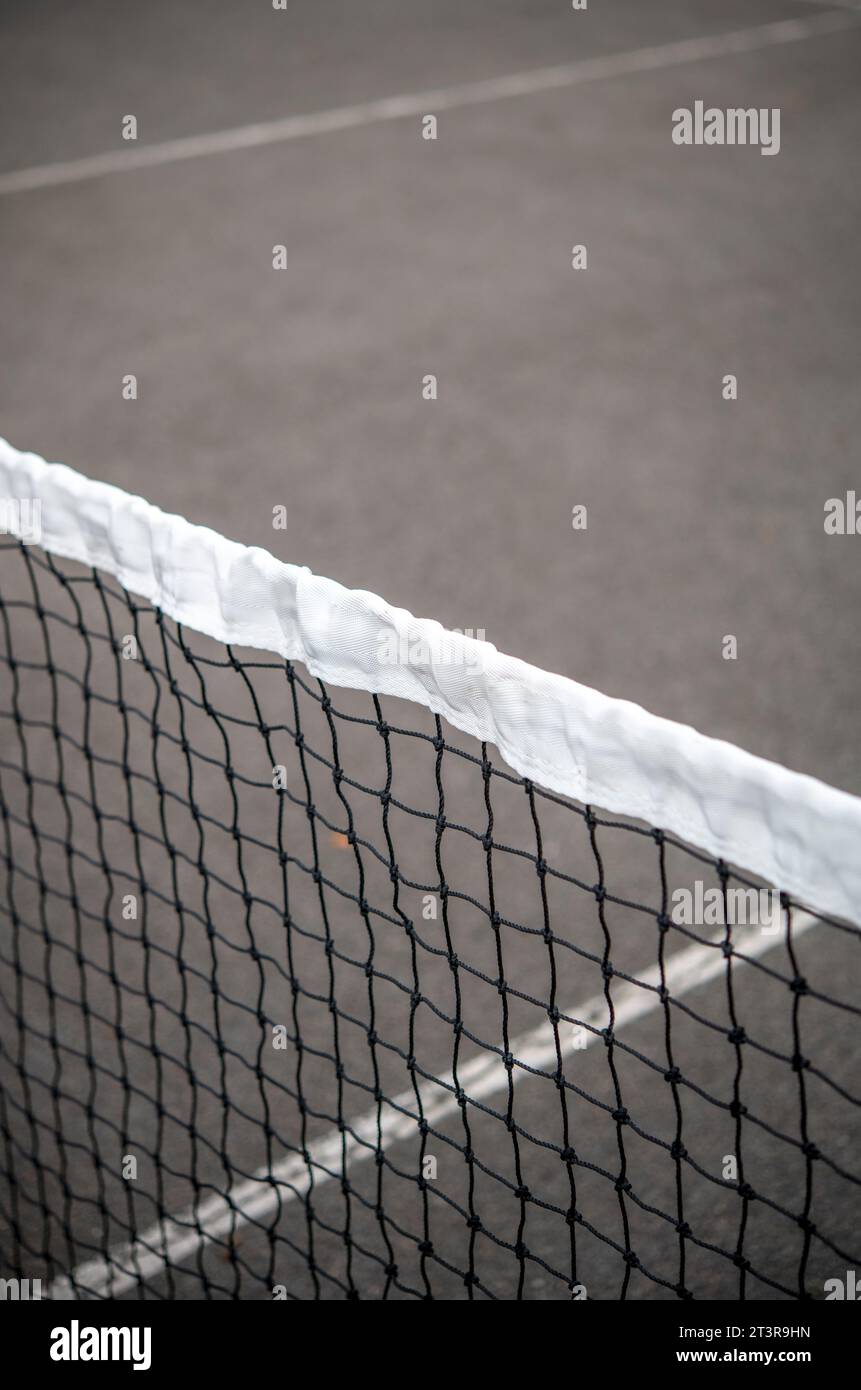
[49,912,815,1299]
[1,13,859,196]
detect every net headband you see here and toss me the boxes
[2,435,859,927]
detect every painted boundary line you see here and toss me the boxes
[49,913,815,1299]
[1,13,859,195]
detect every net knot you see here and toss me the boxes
[791,1052,810,1073]
[560,1146,577,1165]
[664,1066,682,1085]
[790,975,809,996]
[612,1107,629,1126]
[727,1026,747,1046]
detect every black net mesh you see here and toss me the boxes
[0,539,858,1300]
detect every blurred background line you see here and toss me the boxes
[0,10,858,197]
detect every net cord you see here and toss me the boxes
[1,436,859,927]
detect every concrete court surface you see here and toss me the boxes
[0,0,859,791]
[0,0,859,1302]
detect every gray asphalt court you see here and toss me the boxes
[0,0,859,1301]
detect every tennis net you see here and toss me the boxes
[0,440,859,1301]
